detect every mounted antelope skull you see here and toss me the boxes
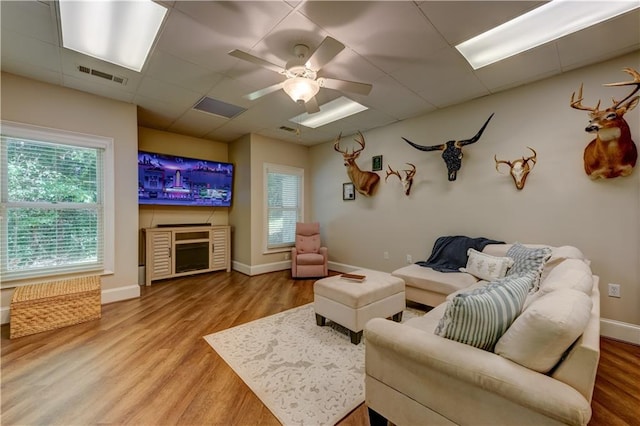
[570,67,639,179]
[402,113,494,181]
[334,131,380,196]
[494,147,537,190]
[385,163,416,196]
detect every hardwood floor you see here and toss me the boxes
[1,270,638,425]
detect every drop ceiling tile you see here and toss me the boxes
[0,0,59,44]
[1,62,63,87]
[135,76,203,110]
[557,10,640,71]
[145,49,223,94]
[137,106,175,130]
[167,109,228,138]
[366,75,437,120]
[62,74,135,103]
[1,32,61,73]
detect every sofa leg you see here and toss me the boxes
[367,407,388,426]
[315,313,326,326]
[392,311,403,322]
[349,330,363,345]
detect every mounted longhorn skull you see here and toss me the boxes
[334,131,380,196]
[494,147,537,190]
[385,163,416,196]
[402,113,494,181]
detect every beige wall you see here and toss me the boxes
[228,134,252,265]
[0,72,139,310]
[311,52,640,326]
[237,134,311,268]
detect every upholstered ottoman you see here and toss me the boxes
[314,269,405,344]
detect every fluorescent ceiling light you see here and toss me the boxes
[456,0,640,70]
[290,96,368,128]
[59,0,167,72]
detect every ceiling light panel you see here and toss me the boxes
[456,0,640,70]
[290,97,368,128]
[59,0,167,72]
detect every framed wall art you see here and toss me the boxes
[372,155,383,171]
[343,182,355,200]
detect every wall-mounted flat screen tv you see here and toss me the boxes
[138,151,233,207]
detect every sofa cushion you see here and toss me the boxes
[391,264,478,296]
[460,248,514,281]
[495,289,593,373]
[506,243,552,290]
[434,273,534,351]
[540,245,587,281]
[524,259,593,308]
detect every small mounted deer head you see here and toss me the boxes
[570,67,639,179]
[494,147,537,190]
[385,163,416,196]
[334,131,380,196]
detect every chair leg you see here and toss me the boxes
[368,407,388,426]
[315,313,326,326]
[349,330,363,345]
[392,311,403,322]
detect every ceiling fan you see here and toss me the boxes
[229,36,373,114]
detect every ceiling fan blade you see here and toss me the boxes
[245,82,285,101]
[306,36,345,71]
[304,96,320,114]
[319,78,373,96]
[228,49,285,74]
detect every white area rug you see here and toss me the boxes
[204,303,419,426]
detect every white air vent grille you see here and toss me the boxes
[77,65,128,85]
[279,126,297,133]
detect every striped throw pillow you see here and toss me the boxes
[434,273,534,351]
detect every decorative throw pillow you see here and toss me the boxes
[506,243,552,290]
[434,273,534,351]
[460,248,514,281]
[495,289,593,373]
[540,245,587,281]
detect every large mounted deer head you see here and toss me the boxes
[570,67,639,179]
[402,113,494,181]
[385,163,416,196]
[494,147,537,190]
[334,131,380,196]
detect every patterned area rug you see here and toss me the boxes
[203,303,419,426]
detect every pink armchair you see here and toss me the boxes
[291,222,328,278]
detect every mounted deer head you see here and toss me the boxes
[334,131,380,196]
[385,163,416,196]
[494,147,537,190]
[402,113,494,181]
[570,67,639,179]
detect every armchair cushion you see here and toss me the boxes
[296,234,320,254]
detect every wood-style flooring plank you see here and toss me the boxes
[1,270,638,425]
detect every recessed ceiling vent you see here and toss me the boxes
[77,65,127,85]
[279,125,297,133]
[193,97,246,119]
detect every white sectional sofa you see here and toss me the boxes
[365,243,600,426]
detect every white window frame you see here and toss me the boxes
[0,120,114,286]
[263,163,304,254]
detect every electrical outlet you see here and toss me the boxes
[284,252,290,260]
[406,254,412,264]
[608,283,621,298]
[383,251,389,260]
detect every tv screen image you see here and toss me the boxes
[138,151,233,207]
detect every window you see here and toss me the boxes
[0,121,114,284]
[264,163,303,251]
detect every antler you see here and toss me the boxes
[494,155,512,173]
[385,165,401,181]
[404,163,416,178]
[458,113,495,147]
[333,132,346,154]
[604,67,640,109]
[524,147,537,169]
[352,131,366,155]
[570,83,601,112]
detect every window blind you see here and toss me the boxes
[265,164,303,249]
[1,135,105,281]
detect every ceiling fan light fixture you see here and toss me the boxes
[283,77,320,103]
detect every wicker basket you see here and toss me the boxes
[10,275,101,339]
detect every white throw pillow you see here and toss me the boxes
[524,259,593,309]
[460,248,514,281]
[435,273,533,351]
[540,246,588,281]
[495,289,592,373]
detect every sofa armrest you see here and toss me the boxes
[365,318,592,425]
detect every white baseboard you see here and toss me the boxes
[1,285,141,325]
[101,285,140,305]
[600,318,640,345]
[232,260,291,276]
[327,261,362,274]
